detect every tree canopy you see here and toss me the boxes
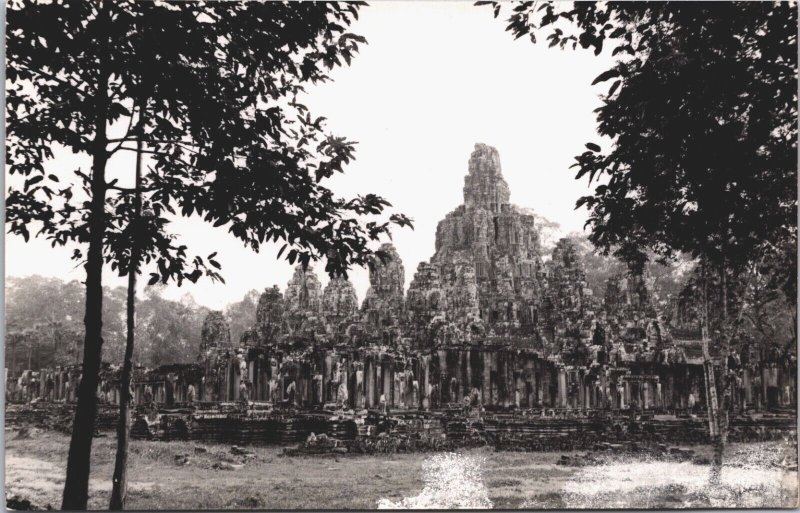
[7,2,412,507]
[7,0,412,283]
[480,2,796,286]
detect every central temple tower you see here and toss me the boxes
[407,143,544,347]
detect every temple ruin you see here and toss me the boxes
[181,143,793,413]
[7,144,796,447]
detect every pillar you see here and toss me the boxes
[482,350,491,406]
[356,362,364,409]
[376,357,384,403]
[365,357,373,408]
[656,382,662,409]
[738,366,748,409]
[422,354,431,410]
[489,351,498,406]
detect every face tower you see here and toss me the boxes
[407,143,545,347]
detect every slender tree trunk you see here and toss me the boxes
[110,99,146,510]
[62,2,111,509]
[708,263,733,485]
[699,260,724,484]
[713,263,732,482]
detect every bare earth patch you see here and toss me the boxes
[5,430,798,510]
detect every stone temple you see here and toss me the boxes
[160,143,790,413]
[19,144,795,421]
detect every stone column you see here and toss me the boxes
[365,357,374,408]
[232,361,241,401]
[489,352,498,406]
[376,357,384,402]
[622,381,631,408]
[261,357,269,402]
[557,368,567,408]
[535,368,543,406]
[383,360,393,405]
[743,367,751,408]
[482,350,492,406]
[463,350,471,402]
[422,355,431,410]
[600,373,607,409]
[438,350,448,404]
[248,360,255,399]
[656,382,662,409]
[356,363,365,410]
[324,354,333,403]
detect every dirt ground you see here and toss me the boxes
[5,428,798,510]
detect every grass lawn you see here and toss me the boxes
[5,428,798,509]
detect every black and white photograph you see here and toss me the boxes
[4,1,798,510]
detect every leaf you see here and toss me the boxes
[591,68,620,85]
[108,102,131,119]
[609,27,626,38]
[186,269,202,283]
[24,175,43,189]
[585,142,601,152]
[277,244,288,259]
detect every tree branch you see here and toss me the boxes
[12,61,90,99]
[106,106,140,156]
[107,184,156,194]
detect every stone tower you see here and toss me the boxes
[407,143,545,346]
[283,265,325,336]
[463,143,511,212]
[322,276,359,334]
[361,243,405,344]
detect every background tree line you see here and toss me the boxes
[5,276,217,373]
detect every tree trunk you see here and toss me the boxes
[699,260,724,484]
[61,2,111,509]
[110,99,146,510]
[708,263,732,485]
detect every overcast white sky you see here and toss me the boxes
[5,2,615,311]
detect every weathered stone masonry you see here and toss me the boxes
[188,143,796,413]
[8,144,796,416]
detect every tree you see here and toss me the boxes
[562,231,693,313]
[109,98,145,509]
[5,276,127,370]
[225,290,260,345]
[135,287,207,367]
[7,1,411,508]
[481,1,797,481]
